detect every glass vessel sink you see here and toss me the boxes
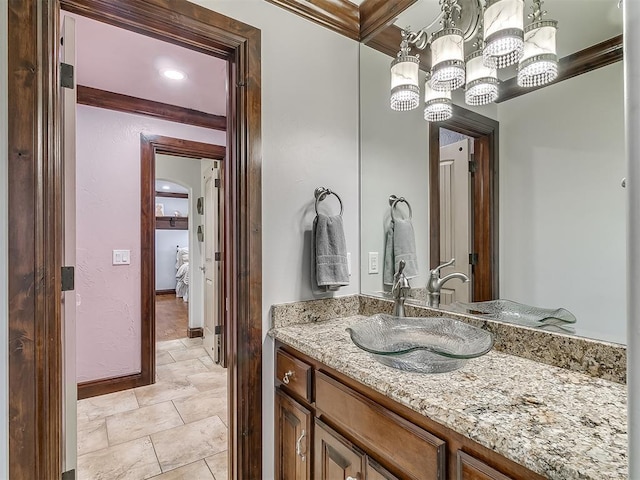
[346,314,494,373]
[449,299,576,333]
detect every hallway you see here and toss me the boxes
[156,294,189,342]
[76,338,228,479]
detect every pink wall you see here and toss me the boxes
[76,105,226,382]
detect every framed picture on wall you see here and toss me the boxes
[155,203,165,217]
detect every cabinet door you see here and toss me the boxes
[314,419,365,480]
[366,457,400,480]
[457,451,513,480]
[275,388,312,480]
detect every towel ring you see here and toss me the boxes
[389,195,412,221]
[315,187,343,216]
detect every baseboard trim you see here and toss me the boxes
[156,289,176,295]
[77,373,150,400]
[188,327,204,338]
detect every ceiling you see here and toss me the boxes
[64,11,227,116]
[394,0,623,59]
[155,180,189,194]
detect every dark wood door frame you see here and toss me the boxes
[77,136,226,400]
[429,105,499,301]
[7,1,263,479]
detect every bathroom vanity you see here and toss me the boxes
[270,298,627,480]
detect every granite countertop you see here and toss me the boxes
[269,315,628,480]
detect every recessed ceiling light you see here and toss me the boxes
[162,69,186,81]
[162,185,171,190]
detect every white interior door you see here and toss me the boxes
[61,15,77,476]
[203,164,223,364]
[439,138,471,305]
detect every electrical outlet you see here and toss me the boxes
[368,252,379,274]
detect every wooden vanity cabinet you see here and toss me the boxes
[275,388,312,480]
[274,343,544,480]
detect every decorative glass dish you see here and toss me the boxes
[449,299,577,333]
[346,314,494,373]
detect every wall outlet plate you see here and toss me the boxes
[368,252,379,274]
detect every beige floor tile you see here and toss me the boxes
[77,418,109,456]
[134,379,199,407]
[77,389,139,422]
[106,401,184,446]
[149,460,214,479]
[151,416,227,472]
[156,339,186,352]
[180,337,203,348]
[157,358,209,382]
[168,347,209,362]
[77,436,161,480]
[186,370,227,392]
[172,389,227,424]
[205,451,228,480]
[156,351,176,366]
[198,355,215,369]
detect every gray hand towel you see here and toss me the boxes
[383,218,419,285]
[314,214,349,287]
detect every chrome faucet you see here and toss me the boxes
[426,258,469,308]
[392,260,411,317]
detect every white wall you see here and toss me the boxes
[360,45,430,293]
[188,2,360,478]
[155,230,189,290]
[0,2,8,476]
[499,62,626,344]
[76,105,225,382]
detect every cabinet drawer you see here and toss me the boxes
[276,349,312,402]
[457,451,514,480]
[315,372,446,480]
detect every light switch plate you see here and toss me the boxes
[368,252,379,274]
[112,249,131,265]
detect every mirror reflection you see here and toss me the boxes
[359,0,625,344]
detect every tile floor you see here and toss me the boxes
[77,337,228,480]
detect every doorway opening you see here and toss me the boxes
[6,1,262,479]
[428,105,499,302]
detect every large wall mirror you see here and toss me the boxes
[359,0,625,344]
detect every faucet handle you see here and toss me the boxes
[396,259,406,276]
[432,258,455,276]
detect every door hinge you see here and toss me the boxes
[60,62,74,89]
[214,252,221,261]
[62,469,76,480]
[468,159,477,174]
[214,178,220,188]
[61,266,75,292]
[469,253,479,266]
[215,325,222,335]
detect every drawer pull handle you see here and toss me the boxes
[282,370,295,384]
[296,429,306,460]
[346,476,358,480]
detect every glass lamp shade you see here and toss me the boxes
[390,54,420,111]
[483,0,525,69]
[517,20,558,87]
[465,50,499,106]
[430,28,466,92]
[424,77,452,122]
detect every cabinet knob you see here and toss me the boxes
[295,429,306,461]
[282,370,295,385]
[346,477,358,480]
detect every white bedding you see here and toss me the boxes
[176,247,189,302]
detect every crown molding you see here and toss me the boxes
[264,0,360,39]
[359,0,418,42]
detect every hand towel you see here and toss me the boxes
[383,218,419,285]
[314,213,349,287]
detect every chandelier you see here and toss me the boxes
[389,0,558,121]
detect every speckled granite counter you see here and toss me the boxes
[269,315,628,480]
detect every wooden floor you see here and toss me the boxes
[156,294,189,342]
